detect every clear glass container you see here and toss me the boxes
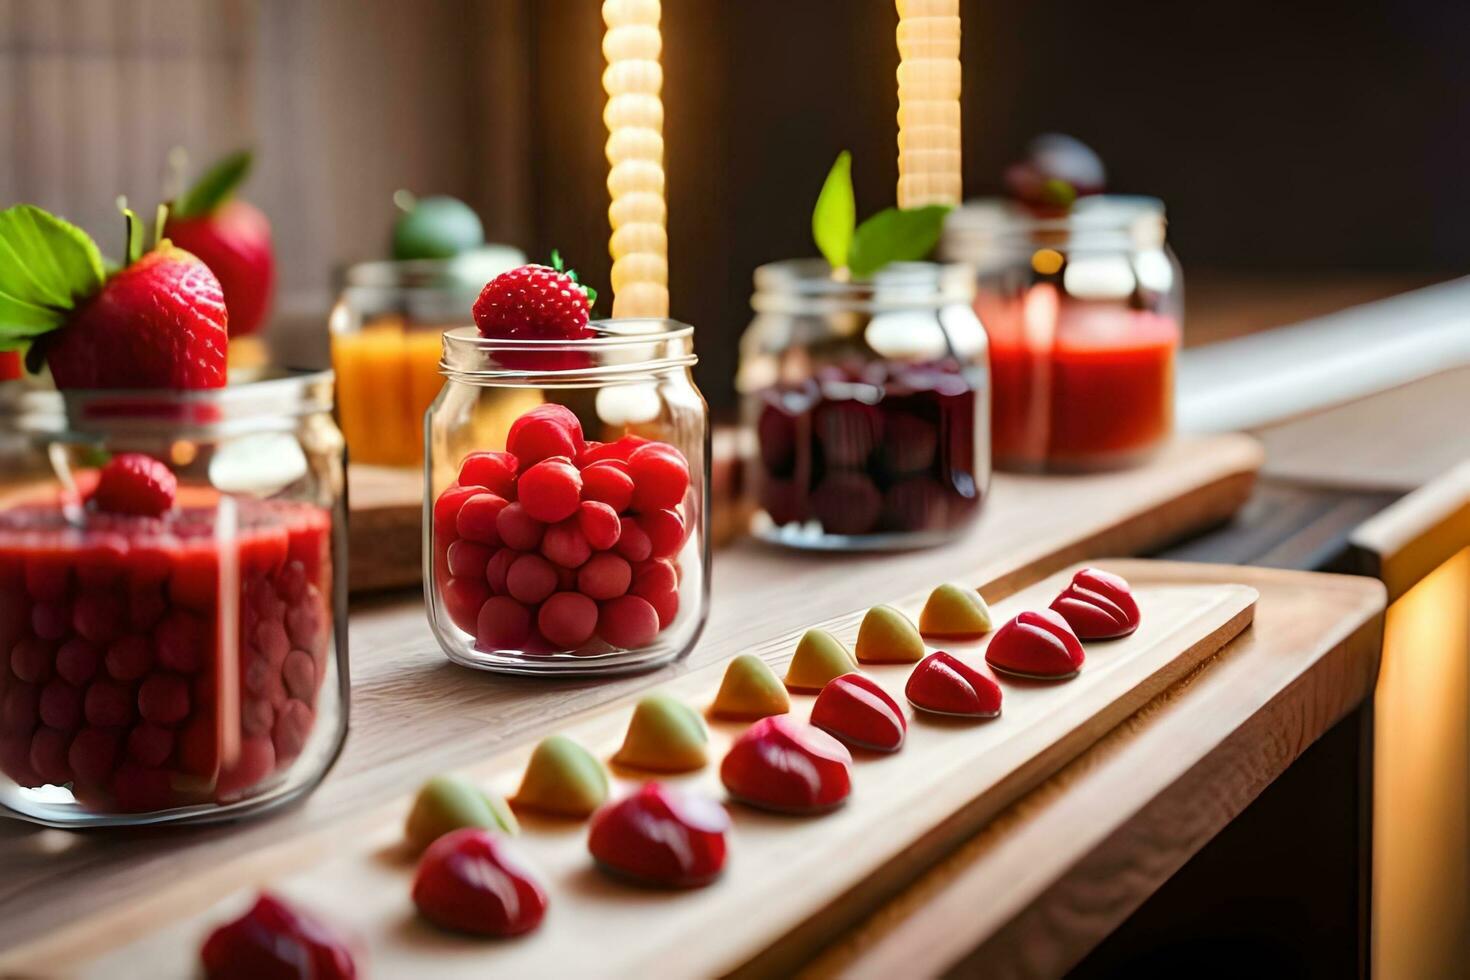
[941,196,1182,472]
[0,372,349,827]
[425,321,709,676]
[329,251,523,467]
[737,260,990,550]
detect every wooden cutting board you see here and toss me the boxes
[20,562,1256,977]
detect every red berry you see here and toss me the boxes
[457,451,519,499]
[537,592,598,650]
[577,500,622,550]
[447,539,493,580]
[165,198,275,340]
[541,520,591,569]
[484,548,518,595]
[455,493,508,545]
[518,458,582,523]
[412,828,548,937]
[628,443,690,512]
[597,595,660,649]
[443,577,490,634]
[200,893,357,980]
[580,460,635,512]
[505,554,558,605]
[578,553,632,600]
[473,264,593,342]
[494,502,545,551]
[614,520,653,563]
[639,508,686,559]
[476,596,531,649]
[92,454,178,517]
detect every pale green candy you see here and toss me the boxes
[784,628,858,692]
[614,692,708,772]
[405,774,517,851]
[513,734,609,819]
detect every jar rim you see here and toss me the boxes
[439,320,698,384]
[750,259,976,315]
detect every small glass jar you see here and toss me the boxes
[425,321,709,676]
[0,373,349,827]
[737,260,990,550]
[942,196,1182,472]
[329,251,523,467]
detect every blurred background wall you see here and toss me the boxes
[2,0,1467,408]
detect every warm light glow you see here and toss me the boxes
[602,0,669,318]
[1031,248,1064,276]
[895,0,962,208]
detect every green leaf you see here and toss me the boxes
[0,205,105,350]
[847,205,952,279]
[812,151,856,271]
[173,149,252,218]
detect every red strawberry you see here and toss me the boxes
[92,453,177,516]
[46,242,227,389]
[167,199,274,339]
[412,828,549,937]
[473,253,596,342]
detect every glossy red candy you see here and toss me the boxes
[200,892,357,979]
[412,828,549,937]
[905,652,1003,717]
[1049,567,1140,640]
[985,609,1086,679]
[588,782,729,888]
[810,672,907,752]
[720,716,852,814]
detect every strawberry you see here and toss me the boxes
[0,203,228,390]
[472,252,596,341]
[165,151,275,338]
[92,453,177,516]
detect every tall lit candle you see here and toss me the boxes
[602,0,669,318]
[895,0,962,209]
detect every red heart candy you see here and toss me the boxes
[905,652,1003,717]
[985,609,1085,679]
[810,672,907,753]
[412,828,548,937]
[720,716,852,814]
[200,892,357,979]
[588,782,729,888]
[1049,567,1140,639]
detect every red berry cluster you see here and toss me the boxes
[0,495,332,812]
[432,404,692,655]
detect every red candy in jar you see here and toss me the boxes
[589,782,729,888]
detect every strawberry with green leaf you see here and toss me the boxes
[165,150,275,338]
[812,150,951,280]
[0,203,228,389]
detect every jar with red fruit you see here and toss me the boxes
[0,373,349,826]
[425,320,709,675]
[737,260,990,549]
[941,196,1182,472]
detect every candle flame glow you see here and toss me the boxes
[896,0,962,209]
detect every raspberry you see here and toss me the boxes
[577,501,622,551]
[517,458,582,523]
[628,443,691,512]
[581,461,635,513]
[92,454,177,517]
[472,264,593,341]
[457,451,519,499]
[537,592,598,650]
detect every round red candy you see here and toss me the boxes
[506,404,584,466]
[495,502,546,551]
[442,577,491,634]
[576,500,622,551]
[484,548,518,595]
[578,434,648,466]
[92,453,177,517]
[613,521,652,563]
[84,680,135,727]
[433,484,482,531]
[455,493,508,545]
[505,553,558,605]
[541,520,591,569]
[638,509,685,559]
[56,638,101,686]
[518,458,582,524]
[457,451,519,499]
[720,716,852,814]
[906,652,1003,717]
[30,726,72,784]
[1049,567,1140,640]
[985,609,1086,679]
[580,461,634,513]
[446,540,494,580]
[128,723,175,768]
[627,443,690,512]
[72,592,123,644]
[578,553,632,600]
[477,596,532,649]
[811,673,907,752]
[630,558,677,600]
[597,595,660,650]
[588,783,729,888]
[413,828,548,937]
[537,592,598,649]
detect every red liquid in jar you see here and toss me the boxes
[0,492,332,812]
[982,288,1178,470]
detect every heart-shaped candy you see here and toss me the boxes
[810,672,907,752]
[985,609,1085,679]
[720,716,852,814]
[589,783,730,888]
[905,651,1003,717]
[1049,567,1140,639]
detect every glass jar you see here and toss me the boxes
[737,260,990,550]
[425,321,709,676]
[0,372,349,827]
[329,251,524,467]
[942,196,1182,472]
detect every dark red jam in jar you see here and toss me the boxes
[740,261,989,549]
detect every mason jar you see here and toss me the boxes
[0,372,349,827]
[942,196,1182,472]
[425,321,709,676]
[737,260,990,550]
[329,251,523,467]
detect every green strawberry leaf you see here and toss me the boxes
[172,149,252,219]
[549,249,597,308]
[812,151,856,271]
[0,205,106,352]
[847,205,952,279]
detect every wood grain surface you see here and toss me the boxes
[12,563,1255,977]
[0,434,1261,966]
[801,563,1385,979]
[1347,458,1470,602]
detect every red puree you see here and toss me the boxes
[0,496,332,811]
[981,289,1178,470]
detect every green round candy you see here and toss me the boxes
[391,195,485,260]
[405,774,517,851]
